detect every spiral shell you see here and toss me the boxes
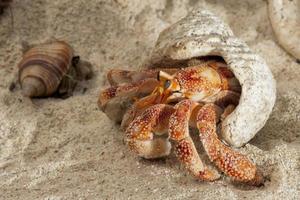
[18,41,74,97]
[143,10,276,147]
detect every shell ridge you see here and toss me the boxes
[19,57,65,79]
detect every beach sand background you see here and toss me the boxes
[0,0,299,199]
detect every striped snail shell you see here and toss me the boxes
[18,41,74,97]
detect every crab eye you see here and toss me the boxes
[164,80,171,89]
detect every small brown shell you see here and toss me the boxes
[18,41,74,97]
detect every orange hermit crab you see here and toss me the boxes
[98,10,276,186]
[98,60,263,186]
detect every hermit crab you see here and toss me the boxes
[98,10,276,186]
[16,41,92,98]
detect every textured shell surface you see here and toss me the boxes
[268,0,300,60]
[144,10,276,147]
[18,41,74,97]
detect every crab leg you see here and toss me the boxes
[99,68,178,124]
[99,78,159,109]
[196,103,264,186]
[107,68,179,86]
[107,69,158,86]
[209,90,240,108]
[121,92,162,130]
[98,78,159,123]
[221,104,236,121]
[169,100,220,181]
[125,104,174,159]
[99,67,179,112]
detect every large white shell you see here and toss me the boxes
[268,0,300,60]
[144,10,276,147]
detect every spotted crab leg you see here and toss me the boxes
[125,104,174,159]
[99,78,159,109]
[121,92,162,130]
[196,103,264,186]
[169,100,220,181]
[98,78,159,123]
[99,68,179,123]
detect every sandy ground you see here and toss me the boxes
[0,0,299,199]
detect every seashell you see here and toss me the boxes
[18,41,74,97]
[268,0,300,60]
[143,10,276,147]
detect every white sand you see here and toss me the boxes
[0,0,299,199]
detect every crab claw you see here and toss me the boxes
[125,104,174,159]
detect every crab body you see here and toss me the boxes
[158,62,240,105]
[99,60,263,186]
